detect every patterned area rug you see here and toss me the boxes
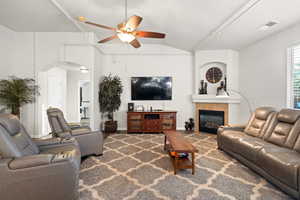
[79,133,292,200]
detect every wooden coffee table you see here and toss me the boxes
[163,131,198,175]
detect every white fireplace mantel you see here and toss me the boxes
[192,94,241,125]
[192,95,241,104]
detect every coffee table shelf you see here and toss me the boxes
[163,131,198,175]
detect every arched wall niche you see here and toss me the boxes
[194,50,239,96]
[198,61,227,95]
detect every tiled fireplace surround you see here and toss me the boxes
[196,103,228,133]
[192,50,241,132]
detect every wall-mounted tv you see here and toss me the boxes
[131,77,172,100]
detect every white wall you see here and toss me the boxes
[99,50,193,130]
[47,68,67,111]
[0,25,15,78]
[40,67,67,135]
[0,28,99,137]
[0,26,194,133]
[34,33,96,137]
[64,44,97,130]
[239,22,300,123]
[0,25,15,114]
[93,48,105,130]
[0,26,36,133]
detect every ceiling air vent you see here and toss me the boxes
[259,21,279,31]
[266,21,278,27]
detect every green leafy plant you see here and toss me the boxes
[98,74,123,121]
[0,76,39,117]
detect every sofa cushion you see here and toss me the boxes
[293,134,300,153]
[47,108,72,134]
[0,116,21,136]
[244,107,276,138]
[219,129,278,164]
[255,107,276,120]
[264,109,300,149]
[218,130,250,153]
[257,146,300,189]
[277,109,300,124]
[266,122,293,146]
[244,117,266,137]
[0,114,39,158]
[230,137,270,163]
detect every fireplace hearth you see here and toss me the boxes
[199,110,224,134]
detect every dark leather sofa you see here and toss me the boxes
[218,107,300,199]
[0,114,81,200]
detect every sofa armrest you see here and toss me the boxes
[67,122,92,130]
[9,154,53,169]
[8,154,68,170]
[71,128,92,136]
[67,122,81,126]
[33,137,62,146]
[33,137,75,147]
[72,131,104,156]
[225,124,246,130]
[218,124,246,133]
[67,122,82,130]
[55,131,72,139]
[0,156,78,200]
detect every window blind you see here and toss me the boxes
[292,45,300,108]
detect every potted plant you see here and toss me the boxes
[0,76,39,118]
[99,74,123,133]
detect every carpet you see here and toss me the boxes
[79,133,292,200]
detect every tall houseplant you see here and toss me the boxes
[0,76,39,118]
[99,74,123,133]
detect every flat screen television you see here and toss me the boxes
[131,77,172,100]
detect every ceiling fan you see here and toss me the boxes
[77,1,166,48]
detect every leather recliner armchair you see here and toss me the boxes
[218,107,300,199]
[47,108,103,157]
[0,114,80,200]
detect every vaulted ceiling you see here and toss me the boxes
[1,0,300,51]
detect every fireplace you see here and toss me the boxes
[194,103,229,133]
[199,110,224,134]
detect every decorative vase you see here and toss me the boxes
[204,82,208,94]
[199,80,205,94]
[224,76,227,92]
[104,120,118,133]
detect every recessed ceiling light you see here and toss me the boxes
[259,21,279,31]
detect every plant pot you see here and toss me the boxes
[104,120,118,133]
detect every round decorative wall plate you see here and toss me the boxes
[206,67,223,84]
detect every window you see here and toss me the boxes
[288,45,300,109]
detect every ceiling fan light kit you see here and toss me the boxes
[77,1,166,48]
[117,32,135,43]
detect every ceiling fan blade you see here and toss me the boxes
[135,31,166,38]
[84,21,116,31]
[98,35,118,43]
[130,39,141,48]
[125,15,143,31]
